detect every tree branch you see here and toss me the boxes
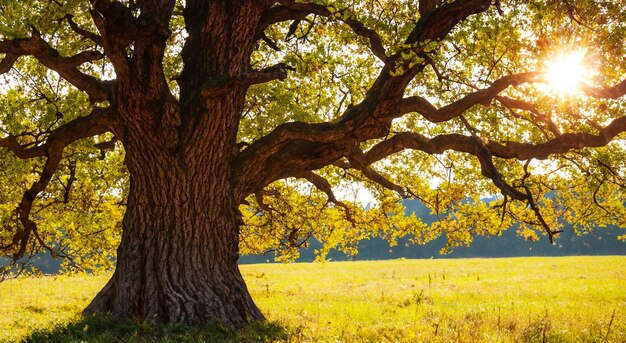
[353,132,566,241]
[89,0,140,53]
[0,53,19,74]
[407,0,491,43]
[235,0,626,248]
[346,151,408,197]
[262,1,388,62]
[360,132,526,200]
[88,0,172,74]
[0,30,110,102]
[398,72,540,122]
[62,161,77,203]
[495,96,561,137]
[486,116,626,160]
[293,171,354,222]
[419,0,440,17]
[234,69,542,198]
[199,63,293,98]
[1,107,117,160]
[63,14,104,46]
[584,77,626,99]
[520,160,562,243]
[14,150,63,258]
[2,107,116,259]
[257,6,310,35]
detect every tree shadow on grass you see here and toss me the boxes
[24,314,287,343]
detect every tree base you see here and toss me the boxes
[84,266,264,328]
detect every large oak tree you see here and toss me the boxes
[2,0,626,327]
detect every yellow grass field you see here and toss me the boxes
[1,256,625,342]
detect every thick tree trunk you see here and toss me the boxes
[84,0,268,327]
[84,161,263,327]
[85,98,263,327]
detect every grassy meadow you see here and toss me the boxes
[0,256,625,342]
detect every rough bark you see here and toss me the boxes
[85,96,263,327]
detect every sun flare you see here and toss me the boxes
[544,50,591,96]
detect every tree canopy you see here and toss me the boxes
[2,0,626,273]
[1,0,626,326]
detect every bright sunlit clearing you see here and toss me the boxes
[544,50,591,96]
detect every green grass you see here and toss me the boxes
[1,256,625,342]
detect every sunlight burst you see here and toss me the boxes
[544,50,591,96]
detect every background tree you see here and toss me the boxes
[1,0,625,327]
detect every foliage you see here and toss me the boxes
[1,256,625,342]
[1,0,626,276]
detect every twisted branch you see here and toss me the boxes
[0,30,110,102]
